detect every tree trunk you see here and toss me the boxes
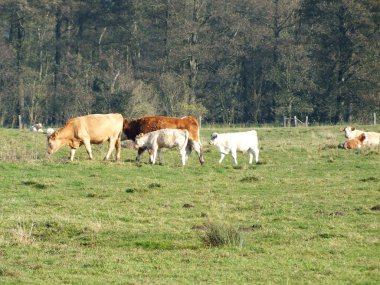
[53,7,63,124]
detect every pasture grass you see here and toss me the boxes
[0,125,379,284]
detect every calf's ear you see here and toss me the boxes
[351,127,355,131]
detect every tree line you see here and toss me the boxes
[0,0,379,127]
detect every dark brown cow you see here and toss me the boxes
[123,116,204,164]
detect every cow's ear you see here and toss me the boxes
[211,133,218,140]
[351,127,355,131]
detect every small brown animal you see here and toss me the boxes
[343,133,366,150]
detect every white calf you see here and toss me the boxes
[135,128,189,166]
[209,130,259,165]
[342,127,365,139]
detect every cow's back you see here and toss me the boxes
[124,116,200,141]
[364,132,380,145]
[228,130,258,151]
[72,113,123,142]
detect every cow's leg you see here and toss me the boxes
[231,149,238,165]
[191,140,205,165]
[83,140,93,160]
[115,135,121,161]
[180,148,187,166]
[151,148,157,165]
[248,151,254,164]
[136,146,147,162]
[185,144,192,161]
[219,153,226,164]
[157,149,164,165]
[248,147,259,164]
[69,148,76,161]
[104,137,116,160]
[254,147,259,163]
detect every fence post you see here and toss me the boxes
[283,116,286,127]
[198,115,202,128]
[305,116,308,127]
[294,116,297,127]
[374,113,376,125]
[18,115,22,130]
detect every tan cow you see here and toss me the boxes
[47,113,123,161]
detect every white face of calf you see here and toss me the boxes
[343,127,354,138]
[209,133,218,145]
[134,133,148,149]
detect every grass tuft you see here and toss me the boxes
[10,223,35,245]
[201,221,243,248]
[240,176,260,182]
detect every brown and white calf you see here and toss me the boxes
[47,113,123,161]
[343,133,366,150]
[134,128,189,166]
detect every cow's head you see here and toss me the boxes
[134,133,145,149]
[209,133,218,145]
[46,132,65,154]
[343,126,355,138]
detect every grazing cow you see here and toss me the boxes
[47,113,123,161]
[123,116,204,164]
[343,133,366,150]
[209,130,259,165]
[342,126,380,146]
[135,129,189,166]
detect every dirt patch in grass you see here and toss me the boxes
[360,177,380,183]
[239,224,262,232]
[21,180,49,190]
[148,183,161,188]
[240,176,259,183]
[370,205,380,211]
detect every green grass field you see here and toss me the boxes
[0,125,379,284]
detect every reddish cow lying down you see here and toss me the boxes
[47,113,123,161]
[123,116,204,164]
[135,129,189,166]
[343,133,366,150]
